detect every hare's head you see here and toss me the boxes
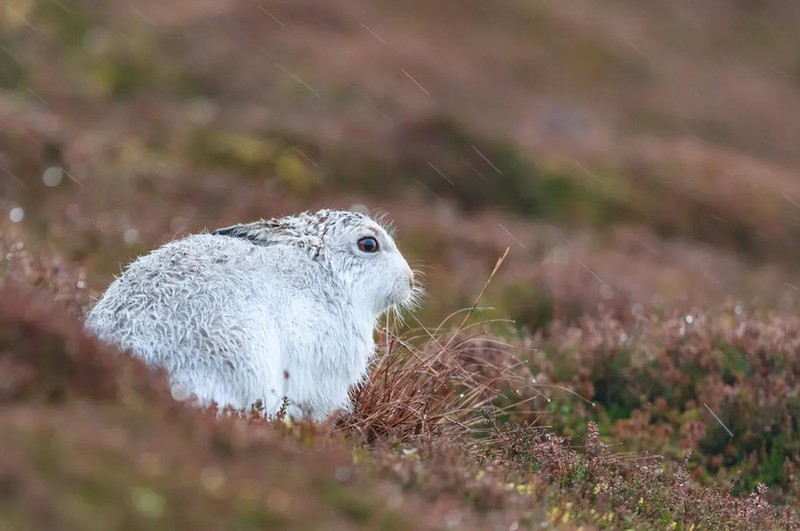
[213,209,420,316]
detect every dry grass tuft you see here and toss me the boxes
[340,321,530,445]
[339,248,533,444]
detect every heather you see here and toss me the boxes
[4,0,800,528]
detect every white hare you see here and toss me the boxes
[85,209,418,420]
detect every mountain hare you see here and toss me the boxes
[85,209,419,419]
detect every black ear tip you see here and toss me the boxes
[212,225,262,244]
[211,226,236,236]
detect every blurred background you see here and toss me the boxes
[3,0,800,323]
[3,0,800,508]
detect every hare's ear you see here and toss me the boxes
[212,220,324,255]
[212,221,288,246]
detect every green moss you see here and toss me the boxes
[0,36,28,89]
[321,482,374,522]
[720,343,752,384]
[184,128,320,195]
[233,506,290,529]
[323,115,626,228]
[492,283,555,330]
[34,0,96,48]
[187,129,276,176]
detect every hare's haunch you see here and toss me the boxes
[85,209,418,419]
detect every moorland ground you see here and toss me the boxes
[3,1,800,528]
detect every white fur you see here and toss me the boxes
[84,209,417,420]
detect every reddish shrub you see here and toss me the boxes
[0,283,165,404]
[533,306,800,501]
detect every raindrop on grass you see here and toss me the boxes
[200,467,225,493]
[334,466,352,482]
[42,166,63,187]
[444,509,462,528]
[600,283,614,300]
[170,383,191,401]
[9,207,24,223]
[130,487,166,519]
[124,228,140,245]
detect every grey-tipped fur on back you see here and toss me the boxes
[212,210,369,260]
[85,209,417,420]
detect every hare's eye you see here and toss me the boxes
[357,236,379,253]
